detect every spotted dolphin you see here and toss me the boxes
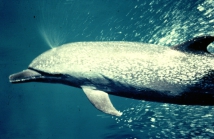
[9,36,214,116]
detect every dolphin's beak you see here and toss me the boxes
[9,69,42,83]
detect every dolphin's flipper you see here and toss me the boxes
[81,86,122,116]
[172,36,214,54]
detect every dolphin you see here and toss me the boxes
[9,36,214,116]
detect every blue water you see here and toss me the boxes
[1,0,214,138]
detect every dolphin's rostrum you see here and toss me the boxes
[9,36,214,116]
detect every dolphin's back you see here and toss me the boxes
[29,41,213,96]
[29,41,167,75]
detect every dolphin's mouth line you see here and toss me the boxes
[9,68,45,83]
[9,68,79,87]
[9,67,66,83]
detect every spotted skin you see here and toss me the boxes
[9,36,214,116]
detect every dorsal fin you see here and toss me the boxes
[171,36,214,54]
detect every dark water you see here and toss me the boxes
[1,0,214,138]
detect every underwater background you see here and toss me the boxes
[1,0,214,138]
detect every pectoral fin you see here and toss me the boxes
[81,86,122,116]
